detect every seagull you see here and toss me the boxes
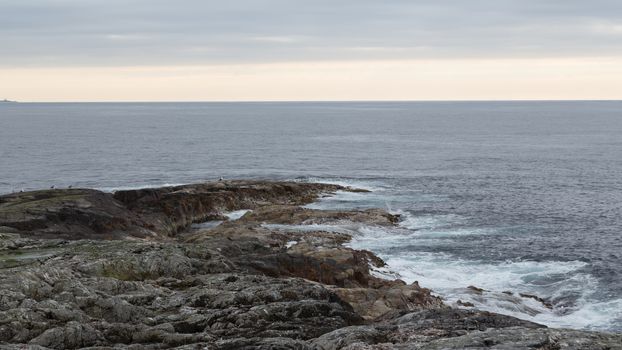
[50,185,55,189]
[219,177,224,181]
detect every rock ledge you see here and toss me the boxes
[1,181,620,349]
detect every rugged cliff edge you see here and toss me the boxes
[0,181,620,349]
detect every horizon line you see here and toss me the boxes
[4,99,622,104]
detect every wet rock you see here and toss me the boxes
[0,181,345,239]
[113,181,345,236]
[239,205,400,226]
[1,181,621,349]
[456,288,551,317]
[456,300,475,307]
[519,292,554,309]
[333,282,444,320]
[418,327,622,350]
[467,285,486,294]
[313,309,546,349]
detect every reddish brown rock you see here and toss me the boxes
[0,181,343,239]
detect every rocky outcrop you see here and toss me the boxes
[312,309,547,349]
[311,309,622,349]
[237,205,401,226]
[0,181,343,239]
[0,189,150,239]
[1,180,621,349]
[0,240,363,348]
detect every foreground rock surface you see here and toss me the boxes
[0,181,620,349]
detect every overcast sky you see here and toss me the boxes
[1,0,622,101]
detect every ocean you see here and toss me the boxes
[1,101,621,331]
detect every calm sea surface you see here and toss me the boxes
[1,101,621,331]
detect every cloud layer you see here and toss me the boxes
[2,0,622,67]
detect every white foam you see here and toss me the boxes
[323,211,622,331]
[262,223,358,235]
[380,251,621,331]
[548,298,622,331]
[385,252,587,293]
[397,211,464,230]
[191,220,223,229]
[224,209,251,221]
[289,188,622,331]
[191,210,251,230]
[347,225,419,250]
[370,265,402,280]
[305,190,372,209]
[420,228,496,238]
[261,220,468,251]
[295,177,385,192]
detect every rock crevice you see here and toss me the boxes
[0,181,620,349]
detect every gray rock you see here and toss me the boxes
[419,327,622,350]
[0,181,620,349]
[29,321,102,349]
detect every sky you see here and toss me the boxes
[1,0,622,101]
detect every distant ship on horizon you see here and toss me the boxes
[1,99,17,103]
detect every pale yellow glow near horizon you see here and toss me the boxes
[2,57,622,102]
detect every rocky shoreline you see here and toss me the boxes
[0,180,620,349]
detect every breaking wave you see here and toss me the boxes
[303,185,622,332]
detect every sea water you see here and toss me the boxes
[1,101,621,331]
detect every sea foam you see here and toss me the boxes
[304,187,622,331]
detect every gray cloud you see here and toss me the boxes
[1,0,622,67]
